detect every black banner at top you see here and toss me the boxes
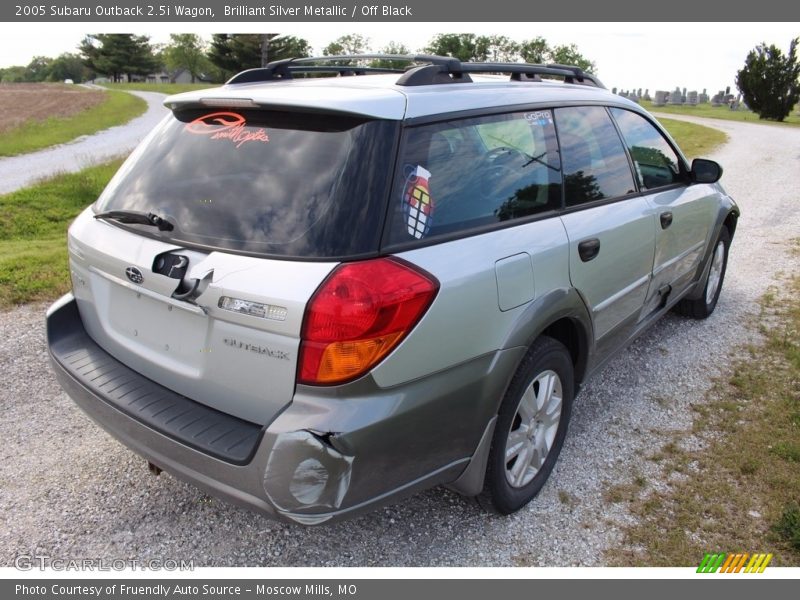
[2,0,799,21]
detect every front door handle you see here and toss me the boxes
[578,238,601,262]
[660,211,674,229]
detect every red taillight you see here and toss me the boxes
[299,257,438,385]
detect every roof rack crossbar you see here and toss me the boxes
[447,62,604,88]
[225,54,604,89]
[226,54,460,85]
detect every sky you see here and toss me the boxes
[0,22,798,94]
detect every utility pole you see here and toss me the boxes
[261,34,269,67]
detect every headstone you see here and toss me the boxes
[711,90,724,107]
[644,88,652,101]
[669,87,683,105]
[687,91,698,105]
[612,86,618,94]
[698,88,709,104]
[653,90,668,106]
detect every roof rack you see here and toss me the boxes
[226,54,605,89]
[226,55,447,84]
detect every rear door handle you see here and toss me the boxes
[578,238,601,262]
[660,211,673,229]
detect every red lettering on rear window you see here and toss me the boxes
[184,112,270,148]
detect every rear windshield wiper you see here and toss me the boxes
[94,209,174,231]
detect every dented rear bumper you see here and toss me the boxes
[47,294,522,524]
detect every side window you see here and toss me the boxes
[610,108,684,190]
[385,110,562,244]
[554,106,637,207]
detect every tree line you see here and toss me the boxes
[2,32,796,122]
[0,33,596,85]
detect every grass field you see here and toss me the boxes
[101,82,217,94]
[0,118,725,309]
[0,160,122,308]
[0,86,146,156]
[657,117,728,159]
[642,99,800,127]
[608,250,800,566]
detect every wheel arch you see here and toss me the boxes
[685,204,738,301]
[501,287,593,388]
[447,288,593,497]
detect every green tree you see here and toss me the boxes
[208,34,310,80]
[79,34,157,82]
[519,37,549,63]
[514,38,598,73]
[477,35,520,62]
[0,66,28,82]
[370,42,411,69]
[548,43,596,73]
[424,33,519,62]
[424,34,595,72]
[323,34,371,56]
[424,33,482,61]
[269,35,312,62]
[24,56,53,81]
[208,34,261,78]
[163,34,209,83]
[47,53,89,83]
[736,38,800,122]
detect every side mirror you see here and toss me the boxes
[691,158,723,184]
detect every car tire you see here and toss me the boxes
[675,226,730,319]
[477,336,574,515]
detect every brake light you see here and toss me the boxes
[299,258,438,385]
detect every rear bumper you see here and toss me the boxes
[47,294,522,524]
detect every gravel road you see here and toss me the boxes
[0,89,167,195]
[1,114,798,567]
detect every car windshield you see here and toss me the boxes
[95,108,398,259]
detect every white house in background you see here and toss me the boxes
[92,69,213,84]
[145,69,214,84]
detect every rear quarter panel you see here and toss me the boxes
[372,218,572,388]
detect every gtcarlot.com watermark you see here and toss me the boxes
[14,554,194,571]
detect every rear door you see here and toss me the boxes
[609,108,717,314]
[555,106,656,345]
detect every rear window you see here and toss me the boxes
[384,110,562,245]
[95,109,398,258]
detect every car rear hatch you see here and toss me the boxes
[67,103,399,425]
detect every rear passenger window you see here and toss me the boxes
[610,108,684,190]
[384,111,562,244]
[554,106,636,207]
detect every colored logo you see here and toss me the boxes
[696,552,773,573]
[403,165,433,240]
[185,112,269,148]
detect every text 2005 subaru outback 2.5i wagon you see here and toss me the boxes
[46,55,738,525]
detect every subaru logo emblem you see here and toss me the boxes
[125,266,144,284]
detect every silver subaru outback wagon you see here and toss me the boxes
[46,55,738,525]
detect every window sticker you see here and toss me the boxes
[402,165,433,240]
[184,111,270,148]
[525,110,553,126]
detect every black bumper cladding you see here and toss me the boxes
[47,298,263,464]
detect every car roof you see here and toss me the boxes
[164,74,637,121]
